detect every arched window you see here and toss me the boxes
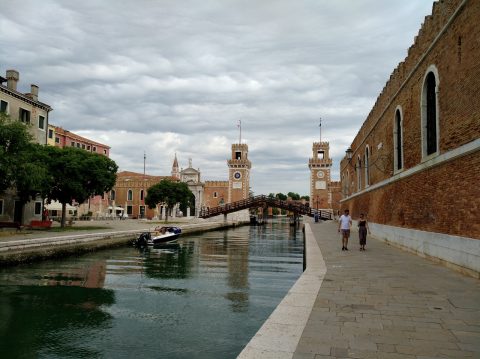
[356,156,362,191]
[394,107,404,171]
[421,66,439,157]
[111,190,116,201]
[127,189,133,201]
[364,146,370,187]
[140,190,144,201]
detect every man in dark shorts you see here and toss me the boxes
[338,209,352,251]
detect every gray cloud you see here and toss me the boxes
[0,0,433,195]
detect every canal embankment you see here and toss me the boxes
[239,218,480,358]
[0,219,247,266]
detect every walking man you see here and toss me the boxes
[338,209,352,251]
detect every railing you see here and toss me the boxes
[199,195,332,220]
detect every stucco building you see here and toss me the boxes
[339,0,480,276]
[0,69,52,224]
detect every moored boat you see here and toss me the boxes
[132,226,182,247]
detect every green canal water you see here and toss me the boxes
[0,220,303,359]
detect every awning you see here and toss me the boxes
[45,201,77,211]
[108,206,125,212]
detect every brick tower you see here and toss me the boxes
[171,152,180,180]
[308,142,332,210]
[227,143,251,203]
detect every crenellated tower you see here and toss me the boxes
[308,142,332,210]
[227,143,251,203]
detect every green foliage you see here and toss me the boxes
[41,146,118,225]
[0,113,118,226]
[0,112,36,193]
[275,192,287,201]
[301,195,310,201]
[287,192,301,200]
[145,179,195,221]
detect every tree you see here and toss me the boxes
[276,193,287,201]
[0,113,52,222]
[42,146,118,227]
[287,192,301,200]
[145,179,194,222]
[0,112,37,192]
[301,195,310,201]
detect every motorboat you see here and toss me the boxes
[133,226,182,248]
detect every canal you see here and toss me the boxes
[0,219,303,358]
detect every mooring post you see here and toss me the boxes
[224,213,227,223]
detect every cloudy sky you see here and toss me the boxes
[1,0,433,196]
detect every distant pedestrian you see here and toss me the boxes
[338,209,352,251]
[358,213,370,251]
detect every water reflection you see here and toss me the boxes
[0,219,303,359]
[0,259,115,358]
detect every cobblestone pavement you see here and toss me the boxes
[294,219,480,359]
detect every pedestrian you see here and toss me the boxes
[338,209,352,251]
[358,213,370,251]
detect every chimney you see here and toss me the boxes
[30,84,39,101]
[6,69,19,91]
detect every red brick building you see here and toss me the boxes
[112,171,178,219]
[340,0,480,276]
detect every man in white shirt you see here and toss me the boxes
[338,209,352,251]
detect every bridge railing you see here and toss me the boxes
[199,195,332,220]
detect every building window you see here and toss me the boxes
[77,143,80,148]
[87,145,91,151]
[34,201,42,215]
[71,142,75,147]
[0,199,3,215]
[104,149,107,155]
[394,107,404,171]
[127,205,133,215]
[140,190,144,201]
[93,146,96,152]
[38,115,45,130]
[48,129,53,139]
[317,150,325,159]
[127,190,133,201]
[111,190,116,201]
[19,108,30,124]
[364,146,370,187]
[55,137,60,143]
[213,192,218,198]
[421,66,439,157]
[82,144,85,149]
[0,100,8,113]
[235,151,241,159]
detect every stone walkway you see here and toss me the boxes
[294,219,480,358]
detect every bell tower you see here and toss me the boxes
[308,142,332,210]
[171,153,180,180]
[227,143,251,203]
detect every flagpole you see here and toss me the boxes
[239,120,242,144]
[319,117,322,142]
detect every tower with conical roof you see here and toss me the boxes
[171,153,180,179]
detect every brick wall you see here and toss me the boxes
[340,0,480,240]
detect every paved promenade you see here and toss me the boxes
[294,219,480,358]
